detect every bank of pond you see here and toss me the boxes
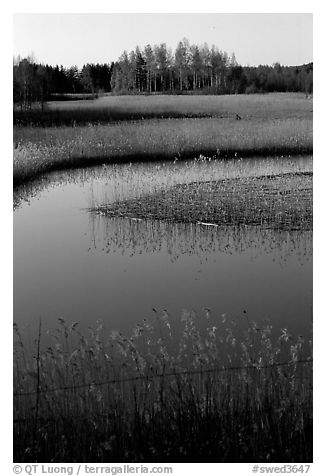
[13,93,313,186]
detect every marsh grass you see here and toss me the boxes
[14,311,312,463]
[14,93,312,126]
[13,94,312,186]
[92,170,312,232]
[13,116,312,186]
[13,155,312,214]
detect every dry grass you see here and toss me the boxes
[13,115,312,186]
[14,93,312,126]
[13,93,313,186]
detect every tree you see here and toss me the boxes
[81,64,95,93]
[175,38,191,91]
[13,43,313,101]
[154,43,169,92]
[119,51,132,92]
[13,56,39,110]
[144,44,155,93]
[190,44,202,90]
[199,43,212,88]
[227,64,246,94]
[110,63,123,92]
[67,66,81,93]
[135,47,147,92]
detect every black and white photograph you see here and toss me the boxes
[11,7,314,470]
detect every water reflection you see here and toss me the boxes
[14,157,313,341]
[14,155,313,210]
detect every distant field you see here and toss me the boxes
[14,92,313,126]
[13,93,313,186]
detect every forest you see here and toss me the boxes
[13,38,313,110]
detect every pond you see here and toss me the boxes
[13,156,312,345]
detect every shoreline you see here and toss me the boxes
[13,94,313,187]
[13,146,313,188]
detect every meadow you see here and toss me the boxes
[14,92,312,126]
[14,311,312,463]
[13,93,313,186]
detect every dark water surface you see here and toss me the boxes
[14,157,312,342]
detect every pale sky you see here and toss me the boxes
[13,13,313,68]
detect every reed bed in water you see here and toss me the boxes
[14,311,312,463]
[13,115,312,186]
[92,171,313,232]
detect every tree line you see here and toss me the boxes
[13,57,112,110]
[13,38,313,110]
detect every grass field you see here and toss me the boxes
[14,93,312,126]
[14,312,312,462]
[13,93,312,186]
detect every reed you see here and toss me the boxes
[13,116,312,187]
[14,93,312,127]
[92,168,312,232]
[14,311,312,463]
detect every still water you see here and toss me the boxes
[13,157,312,342]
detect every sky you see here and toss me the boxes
[13,13,313,68]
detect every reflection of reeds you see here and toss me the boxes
[14,312,312,463]
[14,155,313,209]
[88,215,312,266]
